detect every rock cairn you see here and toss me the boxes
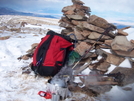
[59,0,134,72]
[58,0,134,94]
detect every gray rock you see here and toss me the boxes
[110,67,134,86]
[111,36,133,51]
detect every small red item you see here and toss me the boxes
[38,91,52,99]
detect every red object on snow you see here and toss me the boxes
[38,91,52,99]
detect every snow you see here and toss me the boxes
[99,83,134,101]
[0,15,134,101]
[119,58,132,68]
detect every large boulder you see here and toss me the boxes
[111,36,133,51]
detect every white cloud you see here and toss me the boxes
[82,0,134,14]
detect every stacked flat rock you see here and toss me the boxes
[59,0,134,73]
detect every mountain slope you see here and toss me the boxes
[0,7,56,18]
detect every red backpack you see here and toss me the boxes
[31,30,74,76]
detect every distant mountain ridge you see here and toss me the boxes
[0,7,133,29]
[0,7,57,18]
[113,23,134,29]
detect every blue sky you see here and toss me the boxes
[0,0,134,23]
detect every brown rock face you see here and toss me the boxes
[74,42,91,56]
[87,15,110,29]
